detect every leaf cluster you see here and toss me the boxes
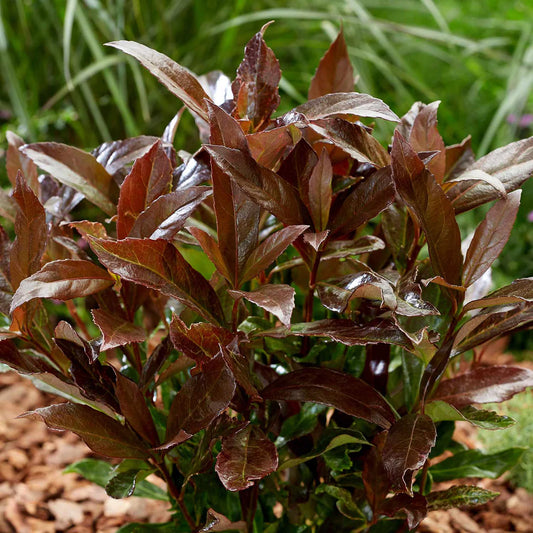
[1,27,533,532]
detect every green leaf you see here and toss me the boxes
[279,429,369,470]
[429,448,525,482]
[426,401,515,430]
[427,485,499,510]
[106,469,139,499]
[315,484,365,521]
[277,403,327,447]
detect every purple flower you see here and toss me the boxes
[528,211,533,223]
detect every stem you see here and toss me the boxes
[65,299,91,340]
[240,482,259,531]
[232,299,239,333]
[157,461,197,531]
[418,459,430,495]
[302,253,320,355]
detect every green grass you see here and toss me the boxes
[478,390,533,492]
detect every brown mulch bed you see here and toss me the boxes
[1,340,533,532]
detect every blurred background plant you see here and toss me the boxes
[1,0,532,337]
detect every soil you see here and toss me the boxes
[1,339,532,532]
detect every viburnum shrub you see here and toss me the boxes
[2,25,533,532]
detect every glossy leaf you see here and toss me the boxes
[262,367,397,428]
[105,469,140,499]
[391,131,462,285]
[308,149,332,231]
[93,136,159,176]
[115,372,159,445]
[106,41,210,121]
[231,23,281,129]
[92,308,146,351]
[202,509,247,533]
[449,136,533,213]
[408,101,445,182]
[240,225,308,283]
[294,92,400,122]
[381,493,427,530]
[444,135,475,180]
[117,140,173,238]
[463,277,533,311]
[21,142,116,215]
[382,414,436,493]
[247,124,297,168]
[315,484,366,522]
[330,166,396,236]
[425,401,515,430]
[429,448,524,482]
[90,237,224,325]
[205,144,309,226]
[165,354,235,440]
[11,260,113,312]
[215,423,278,491]
[463,191,521,287]
[229,284,295,327]
[427,485,499,511]
[309,29,355,99]
[9,172,47,290]
[6,130,38,192]
[432,365,533,407]
[130,187,211,240]
[24,403,149,458]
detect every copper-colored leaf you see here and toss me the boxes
[433,365,533,407]
[6,131,39,192]
[11,259,113,312]
[115,372,159,445]
[106,41,211,121]
[166,354,235,440]
[381,493,427,530]
[408,101,446,182]
[463,277,533,311]
[205,144,309,226]
[229,284,295,327]
[188,227,231,282]
[117,140,173,238]
[391,131,462,286]
[261,367,397,428]
[240,224,308,283]
[382,413,436,493]
[215,424,278,491]
[129,186,211,240]
[91,308,146,351]
[463,191,521,287]
[448,136,533,213]
[294,92,399,122]
[24,403,149,458]
[308,149,333,231]
[231,23,281,130]
[21,142,116,216]
[9,172,48,290]
[444,135,475,180]
[92,135,159,176]
[89,237,225,325]
[309,29,355,99]
[330,166,395,236]
[169,315,234,365]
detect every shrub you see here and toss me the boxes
[1,26,533,532]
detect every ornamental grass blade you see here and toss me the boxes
[21,142,116,216]
[294,92,400,122]
[117,140,173,238]
[9,172,47,290]
[382,413,436,494]
[433,366,533,407]
[463,190,521,287]
[89,237,225,325]
[261,367,396,428]
[309,29,355,99]
[231,22,281,130]
[215,423,278,491]
[23,403,149,459]
[11,259,114,312]
[129,186,211,240]
[165,354,235,441]
[106,41,210,121]
[391,131,462,286]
